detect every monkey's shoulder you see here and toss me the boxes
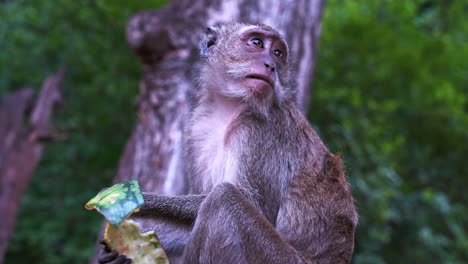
[272,105,353,197]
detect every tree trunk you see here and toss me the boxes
[0,68,64,263]
[115,0,325,195]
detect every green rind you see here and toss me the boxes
[104,220,169,264]
[85,180,144,227]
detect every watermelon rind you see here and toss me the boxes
[104,220,169,264]
[85,180,144,227]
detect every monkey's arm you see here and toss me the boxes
[133,194,207,224]
[98,194,204,263]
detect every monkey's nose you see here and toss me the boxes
[264,63,275,72]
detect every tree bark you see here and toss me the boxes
[115,0,325,195]
[0,68,65,263]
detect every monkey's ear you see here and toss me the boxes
[200,26,219,58]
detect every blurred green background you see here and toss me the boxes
[1,0,467,263]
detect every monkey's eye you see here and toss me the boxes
[251,38,263,48]
[273,49,283,58]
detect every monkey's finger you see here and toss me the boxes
[122,259,132,264]
[111,255,130,264]
[98,251,118,263]
[99,240,112,253]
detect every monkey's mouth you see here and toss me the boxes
[245,74,274,88]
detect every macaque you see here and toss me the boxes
[98,22,358,264]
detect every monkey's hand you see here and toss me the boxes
[97,239,131,264]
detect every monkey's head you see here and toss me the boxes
[198,22,294,110]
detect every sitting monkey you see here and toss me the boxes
[98,22,358,264]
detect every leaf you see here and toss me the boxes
[103,220,169,264]
[85,180,144,227]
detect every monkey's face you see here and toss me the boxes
[200,23,292,107]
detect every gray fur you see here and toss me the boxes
[98,22,357,264]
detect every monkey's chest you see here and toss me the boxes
[190,120,240,192]
[199,143,238,191]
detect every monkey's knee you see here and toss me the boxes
[212,182,239,196]
[193,183,240,223]
[203,183,243,208]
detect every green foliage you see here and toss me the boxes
[1,1,166,264]
[311,0,468,263]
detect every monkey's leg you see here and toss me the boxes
[130,194,206,263]
[182,183,302,264]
